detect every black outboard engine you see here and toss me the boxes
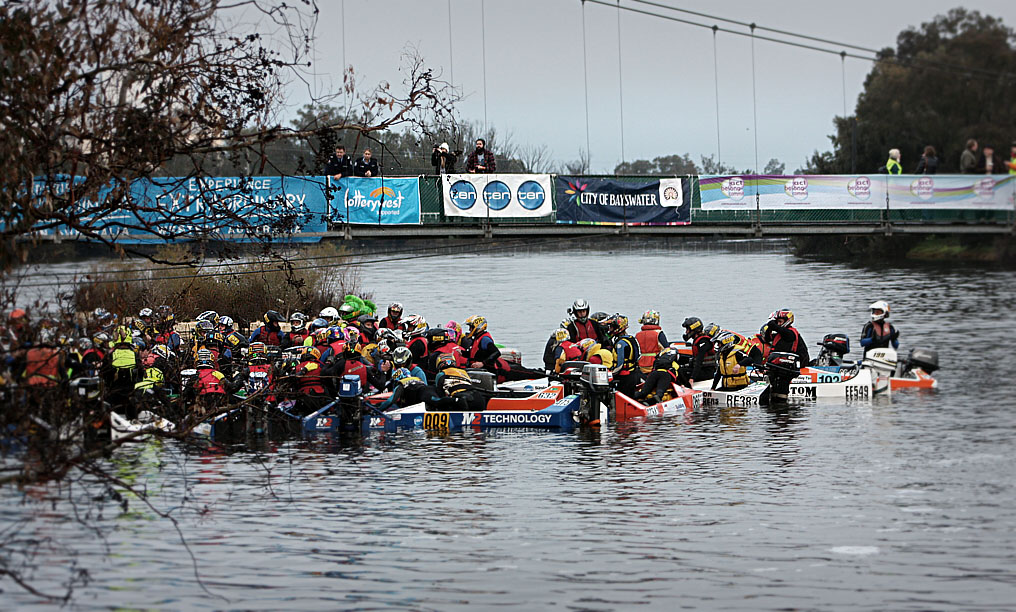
[765,352,802,402]
[901,347,939,375]
[812,333,850,367]
[337,374,364,431]
[577,364,613,425]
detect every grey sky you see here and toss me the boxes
[290,0,1015,173]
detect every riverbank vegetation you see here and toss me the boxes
[792,234,1016,265]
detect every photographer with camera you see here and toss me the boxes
[431,142,459,174]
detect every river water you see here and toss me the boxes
[2,239,1015,610]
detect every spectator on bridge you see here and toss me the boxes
[976,145,1001,174]
[1006,143,1016,175]
[431,142,459,174]
[883,149,902,175]
[324,144,353,179]
[960,139,979,173]
[353,148,380,177]
[466,139,496,174]
[914,145,938,174]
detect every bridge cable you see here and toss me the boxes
[581,0,592,165]
[712,25,722,166]
[481,0,489,134]
[616,0,626,165]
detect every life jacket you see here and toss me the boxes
[246,362,275,400]
[379,315,405,331]
[635,326,664,373]
[256,325,282,346]
[571,319,598,341]
[432,343,467,367]
[747,334,771,360]
[290,331,310,346]
[24,347,62,387]
[343,359,367,387]
[717,351,749,389]
[329,340,346,357]
[142,351,159,368]
[554,341,583,373]
[111,345,138,372]
[295,360,327,395]
[407,335,429,359]
[134,366,165,390]
[469,331,511,381]
[439,367,473,396]
[586,346,615,368]
[614,335,640,374]
[223,330,247,350]
[886,158,902,174]
[692,333,716,363]
[154,330,180,348]
[768,326,801,354]
[196,367,226,395]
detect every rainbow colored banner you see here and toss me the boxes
[887,175,1015,210]
[328,176,421,224]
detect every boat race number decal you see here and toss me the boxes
[845,385,870,399]
[482,181,512,211]
[517,180,546,210]
[449,181,477,210]
[726,395,760,407]
[423,412,450,430]
[789,386,817,399]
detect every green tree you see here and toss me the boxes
[806,8,1016,174]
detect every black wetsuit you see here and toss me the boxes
[634,367,691,403]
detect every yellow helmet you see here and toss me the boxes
[465,315,487,337]
[639,310,660,325]
[552,328,569,343]
[577,338,596,354]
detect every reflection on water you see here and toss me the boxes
[3,240,1016,610]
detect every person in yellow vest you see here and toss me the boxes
[885,148,902,175]
[1007,142,1016,174]
[711,332,751,392]
[635,310,668,375]
[579,338,615,369]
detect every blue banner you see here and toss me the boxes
[29,175,330,243]
[328,177,421,225]
[555,177,691,225]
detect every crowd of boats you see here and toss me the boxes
[1,298,940,443]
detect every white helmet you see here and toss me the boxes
[319,306,340,321]
[570,298,590,321]
[869,300,890,322]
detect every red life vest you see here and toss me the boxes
[329,340,346,356]
[469,332,511,382]
[692,333,716,361]
[247,362,275,401]
[379,316,405,331]
[257,326,282,346]
[24,347,61,387]
[197,367,226,395]
[560,341,582,361]
[747,335,771,360]
[635,326,663,372]
[571,319,598,341]
[408,336,429,359]
[290,331,309,346]
[433,343,467,367]
[871,321,892,341]
[296,360,327,395]
[343,359,367,387]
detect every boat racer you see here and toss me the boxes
[566,299,604,343]
[635,310,668,374]
[633,349,690,404]
[464,315,510,381]
[762,310,809,365]
[379,302,408,332]
[579,338,614,368]
[682,317,717,382]
[249,310,289,347]
[101,325,141,415]
[433,354,486,412]
[378,367,461,412]
[232,342,278,403]
[392,346,428,384]
[711,332,752,391]
[860,300,899,355]
[550,328,583,373]
[607,315,641,397]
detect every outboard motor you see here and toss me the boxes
[337,374,363,431]
[812,333,850,367]
[577,364,613,425]
[765,352,802,402]
[900,347,939,376]
[466,370,496,391]
[861,347,897,379]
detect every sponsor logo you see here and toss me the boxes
[482,181,512,210]
[721,177,745,200]
[449,180,477,210]
[785,177,808,200]
[368,417,385,428]
[974,177,995,200]
[910,177,934,200]
[660,179,683,207]
[537,391,559,400]
[517,180,546,210]
[414,416,423,426]
[847,176,871,199]
[370,186,396,198]
[702,396,720,407]
[563,180,588,205]
[788,386,817,399]
[482,413,554,425]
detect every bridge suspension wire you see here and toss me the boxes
[447,0,454,87]
[840,51,848,118]
[750,23,759,175]
[584,0,1012,83]
[581,0,591,164]
[340,0,347,111]
[616,0,626,165]
[481,0,488,134]
[712,25,721,166]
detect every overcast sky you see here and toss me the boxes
[287,0,1015,173]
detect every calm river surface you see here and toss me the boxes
[2,239,1015,610]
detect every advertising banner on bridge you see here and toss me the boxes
[554,176,691,225]
[887,175,1016,210]
[442,174,553,218]
[28,175,330,243]
[699,175,887,210]
[328,176,421,224]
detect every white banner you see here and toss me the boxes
[442,174,553,218]
[888,175,1016,210]
[699,175,887,210]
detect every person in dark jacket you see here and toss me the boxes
[324,145,353,179]
[914,145,938,174]
[431,143,459,174]
[465,139,496,174]
[353,149,380,177]
[976,145,1002,174]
